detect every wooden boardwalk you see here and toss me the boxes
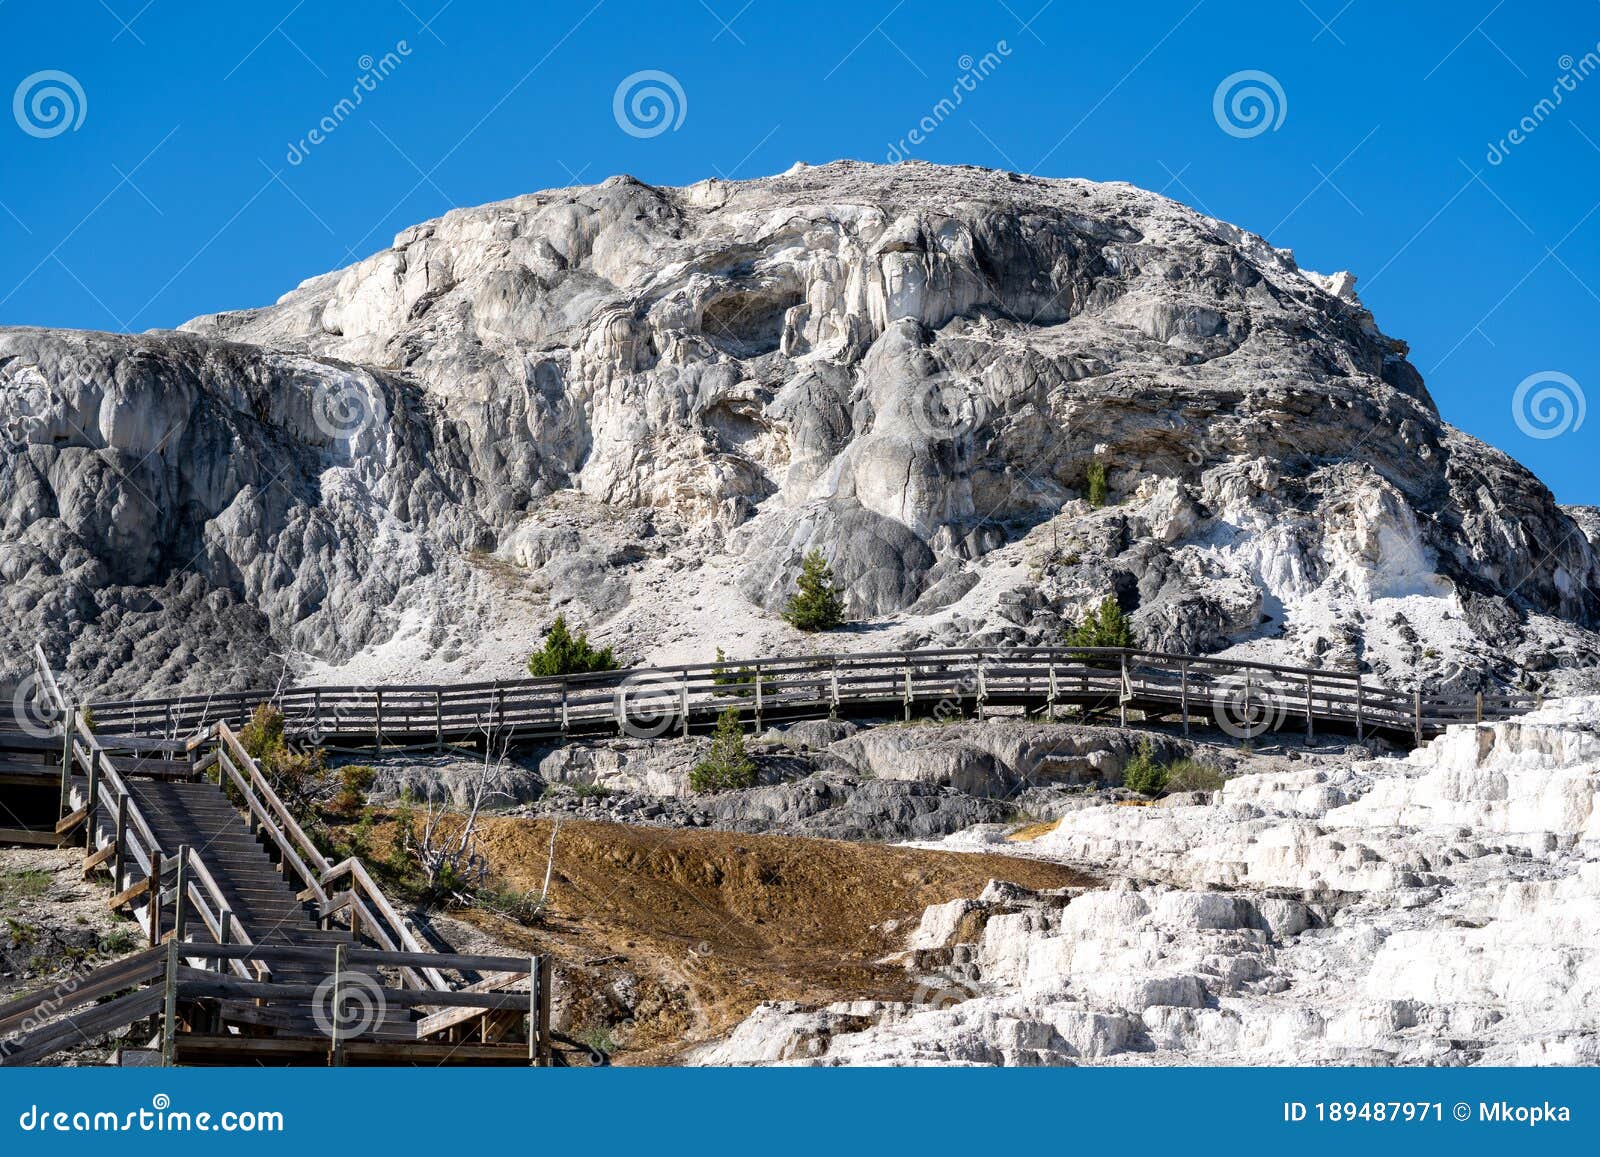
[78,646,1539,751]
[0,648,556,1067]
[1,642,1542,1065]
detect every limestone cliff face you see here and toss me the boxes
[1,161,1596,696]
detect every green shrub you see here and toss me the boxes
[1121,740,1168,796]
[1086,459,1109,508]
[238,703,326,804]
[711,648,775,699]
[1063,597,1135,653]
[329,764,377,818]
[0,870,50,906]
[690,708,758,793]
[782,549,846,632]
[527,615,618,677]
[1164,758,1224,794]
[477,879,548,924]
[98,927,137,955]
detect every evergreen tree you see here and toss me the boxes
[527,614,618,677]
[1121,739,1168,796]
[782,548,846,632]
[689,707,758,793]
[1064,597,1135,654]
[1085,459,1109,508]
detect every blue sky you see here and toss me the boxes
[1,0,1596,503]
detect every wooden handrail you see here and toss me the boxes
[211,740,331,910]
[321,857,450,990]
[77,645,1536,747]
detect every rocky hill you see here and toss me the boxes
[2,160,1596,699]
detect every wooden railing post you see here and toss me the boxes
[903,663,914,722]
[1179,661,1189,738]
[1355,672,1365,742]
[374,689,385,748]
[1413,688,1423,746]
[83,726,99,839]
[171,846,189,944]
[435,688,444,753]
[1305,673,1315,742]
[1119,654,1128,728]
[329,942,347,1067]
[536,955,553,1067]
[57,714,73,817]
[679,674,689,738]
[111,795,129,890]
[753,664,764,729]
[527,955,539,1066]
[147,849,164,945]
[1476,692,1484,724]
[161,938,179,1067]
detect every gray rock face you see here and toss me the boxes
[2,161,1596,695]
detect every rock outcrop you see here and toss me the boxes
[2,161,1596,697]
[696,698,1600,1065]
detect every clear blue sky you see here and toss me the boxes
[1,0,1596,504]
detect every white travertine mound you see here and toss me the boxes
[697,701,1600,1065]
[1,161,1596,695]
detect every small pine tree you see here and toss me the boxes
[782,548,846,632]
[689,707,758,793]
[1086,459,1109,508]
[1064,596,1135,652]
[1121,739,1168,796]
[527,614,618,677]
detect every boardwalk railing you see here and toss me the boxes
[0,941,552,1067]
[77,647,1541,749]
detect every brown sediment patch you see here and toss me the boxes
[455,816,1092,1063]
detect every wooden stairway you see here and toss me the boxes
[2,648,554,1065]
